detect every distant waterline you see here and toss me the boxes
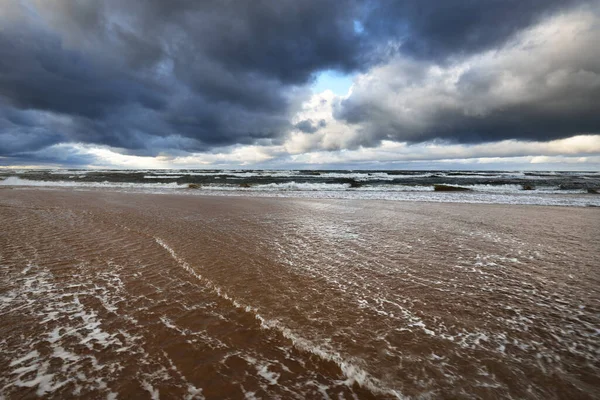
[1,169,599,207]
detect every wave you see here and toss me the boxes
[306,172,397,181]
[0,176,590,195]
[2,176,598,207]
[143,175,183,179]
[153,237,405,399]
[455,184,586,194]
[146,170,303,178]
[0,177,182,189]
[216,181,353,191]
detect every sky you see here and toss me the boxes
[0,0,599,170]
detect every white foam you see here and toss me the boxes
[0,262,144,397]
[146,170,301,178]
[313,172,396,181]
[2,176,598,207]
[16,369,65,396]
[141,381,160,400]
[242,356,280,386]
[48,170,90,175]
[460,184,586,194]
[0,176,183,189]
[240,181,351,191]
[153,237,406,399]
[9,350,40,367]
[144,175,183,179]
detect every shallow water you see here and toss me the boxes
[0,189,599,399]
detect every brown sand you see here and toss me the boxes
[0,188,599,399]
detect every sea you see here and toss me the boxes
[1,169,600,207]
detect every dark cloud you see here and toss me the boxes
[0,145,100,167]
[0,29,166,119]
[0,0,597,166]
[295,119,327,133]
[0,107,66,155]
[0,0,364,163]
[337,100,600,146]
[360,0,586,60]
[334,6,600,147]
[171,1,362,84]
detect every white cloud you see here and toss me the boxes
[287,90,357,153]
[281,135,600,165]
[22,134,599,170]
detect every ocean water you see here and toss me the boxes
[1,169,600,207]
[0,190,598,399]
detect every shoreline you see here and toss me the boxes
[1,185,599,208]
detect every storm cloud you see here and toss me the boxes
[334,7,600,148]
[360,0,588,60]
[0,0,598,166]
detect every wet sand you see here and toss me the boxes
[0,188,599,399]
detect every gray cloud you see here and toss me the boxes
[0,0,598,166]
[360,0,586,60]
[0,0,364,163]
[295,119,327,133]
[335,7,600,147]
[0,106,67,155]
[0,30,163,119]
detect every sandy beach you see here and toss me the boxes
[0,188,598,399]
